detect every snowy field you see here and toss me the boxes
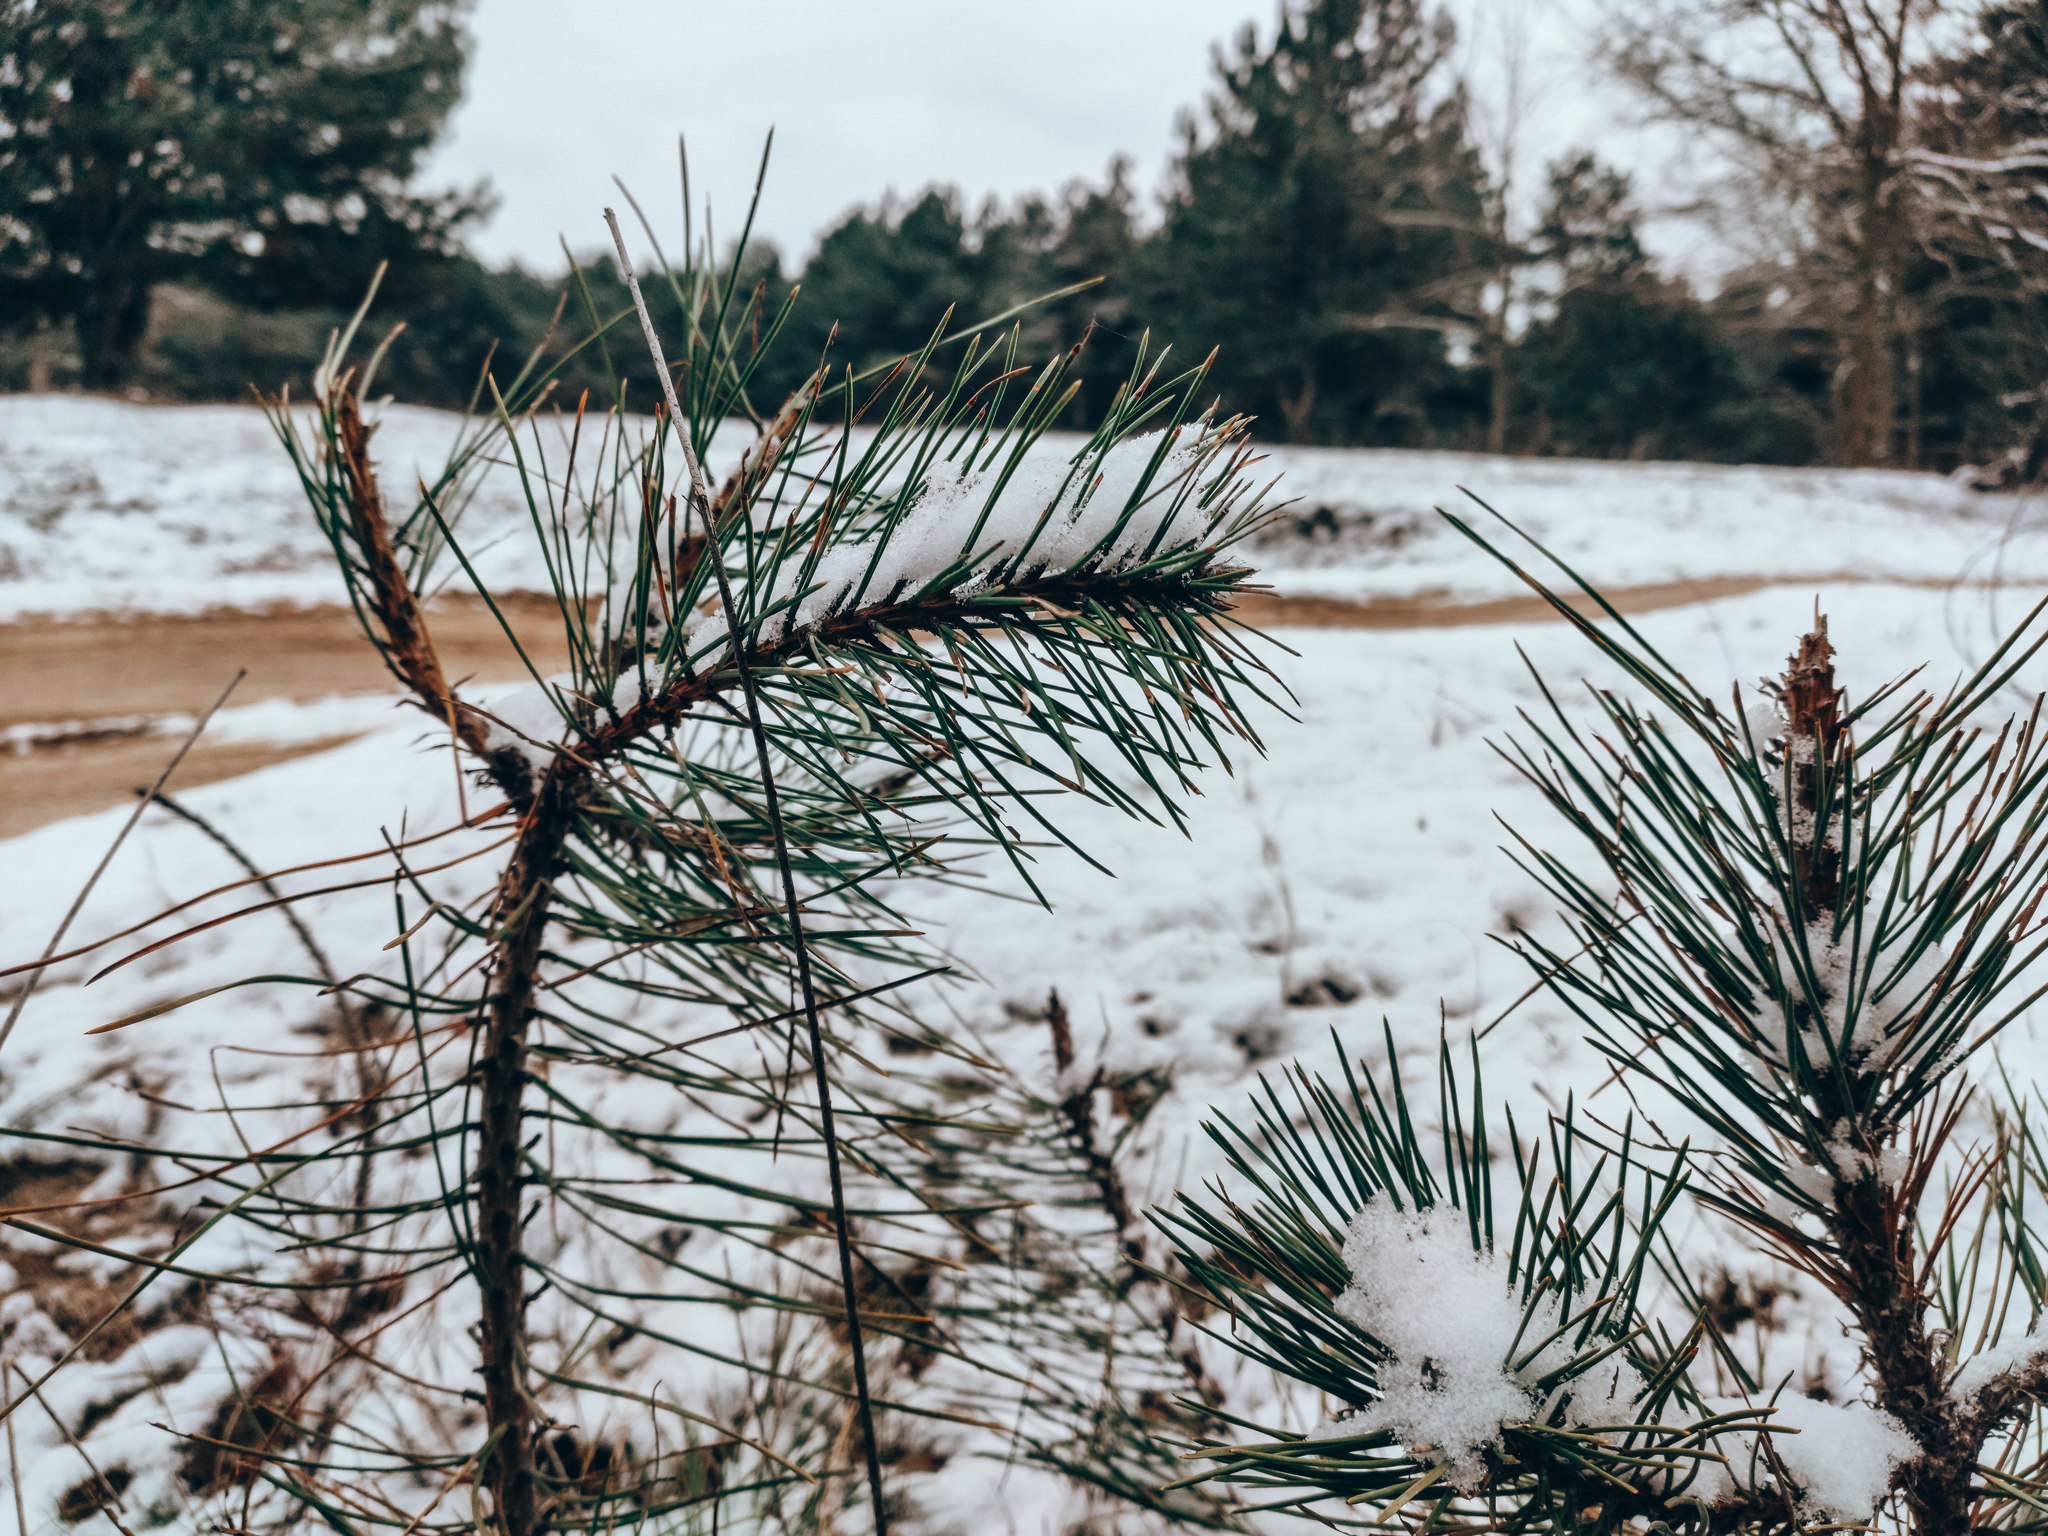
[7,394,2048,620]
[6,396,2048,1527]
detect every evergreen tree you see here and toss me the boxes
[0,0,479,387]
[1155,516,2048,1534]
[1031,159,1150,430]
[1513,155,1793,463]
[1147,0,1490,446]
[0,181,1285,1530]
[766,188,1022,395]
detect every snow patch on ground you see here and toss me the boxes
[7,396,2046,620]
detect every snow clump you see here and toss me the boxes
[686,429,1228,659]
[1684,1395,1917,1520]
[1328,1198,1644,1492]
[1749,920,1947,1075]
[1951,1317,2048,1403]
[478,677,575,771]
[1779,1122,1911,1203]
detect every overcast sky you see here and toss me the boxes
[420,0,1665,275]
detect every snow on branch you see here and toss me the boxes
[1684,1396,1919,1523]
[1951,1318,2048,1407]
[684,423,1252,661]
[1322,1199,1644,1492]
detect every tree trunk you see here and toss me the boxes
[1906,331,1923,471]
[1840,257,1896,466]
[1486,227,1513,455]
[27,315,52,394]
[1486,327,1510,456]
[74,272,153,392]
[1833,1176,1976,1536]
[475,766,576,1536]
[1277,373,1317,444]
[1838,109,1902,467]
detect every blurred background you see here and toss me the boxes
[8,0,2045,477]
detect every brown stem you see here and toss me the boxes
[474,764,576,1533]
[1043,988,1217,1406]
[333,391,562,1533]
[1784,618,1843,917]
[334,396,479,750]
[1832,1179,1975,1536]
[1779,621,1977,1534]
[1045,989,1135,1249]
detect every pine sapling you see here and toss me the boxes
[1153,511,2048,1536]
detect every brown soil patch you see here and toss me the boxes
[0,594,572,838]
[1225,573,1951,630]
[0,578,1971,839]
[0,591,571,729]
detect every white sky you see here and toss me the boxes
[420,0,1690,276]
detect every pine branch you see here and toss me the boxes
[197,201,1285,1530]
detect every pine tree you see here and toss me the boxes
[0,176,1284,1530]
[1148,0,1489,446]
[1156,513,2048,1534]
[0,0,479,387]
[1512,156,1771,463]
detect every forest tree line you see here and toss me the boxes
[10,0,2048,471]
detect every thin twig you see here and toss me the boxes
[606,207,890,1535]
[0,668,243,1059]
[4,1361,24,1536]
[15,1361,137,1535]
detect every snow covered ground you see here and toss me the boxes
[5,396,2048,1528]
[8,394,2048,620]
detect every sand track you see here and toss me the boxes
[0,578,1931,838]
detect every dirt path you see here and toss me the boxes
[0,577,1971,839]
[0,593,572,729]
[1,595,571,840]
[1222,576,1793,630]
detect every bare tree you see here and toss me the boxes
[1458,0,1544,454]
[1606,0,1941,466]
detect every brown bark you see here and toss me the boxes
[27,315,52,395]
[334,397,486,757]
[1485,208,1513,456]
[1839,189,1900,467]
[1832,1180,1975,1536]
[474,766,576,1534]
[1486,327,1511,457]
[1779,621,1978,1535]
[1783,620,1843,915]
[333,392,563,1533]
[1835,18,1908,468]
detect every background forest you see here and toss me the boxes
[16,0,2048,474]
